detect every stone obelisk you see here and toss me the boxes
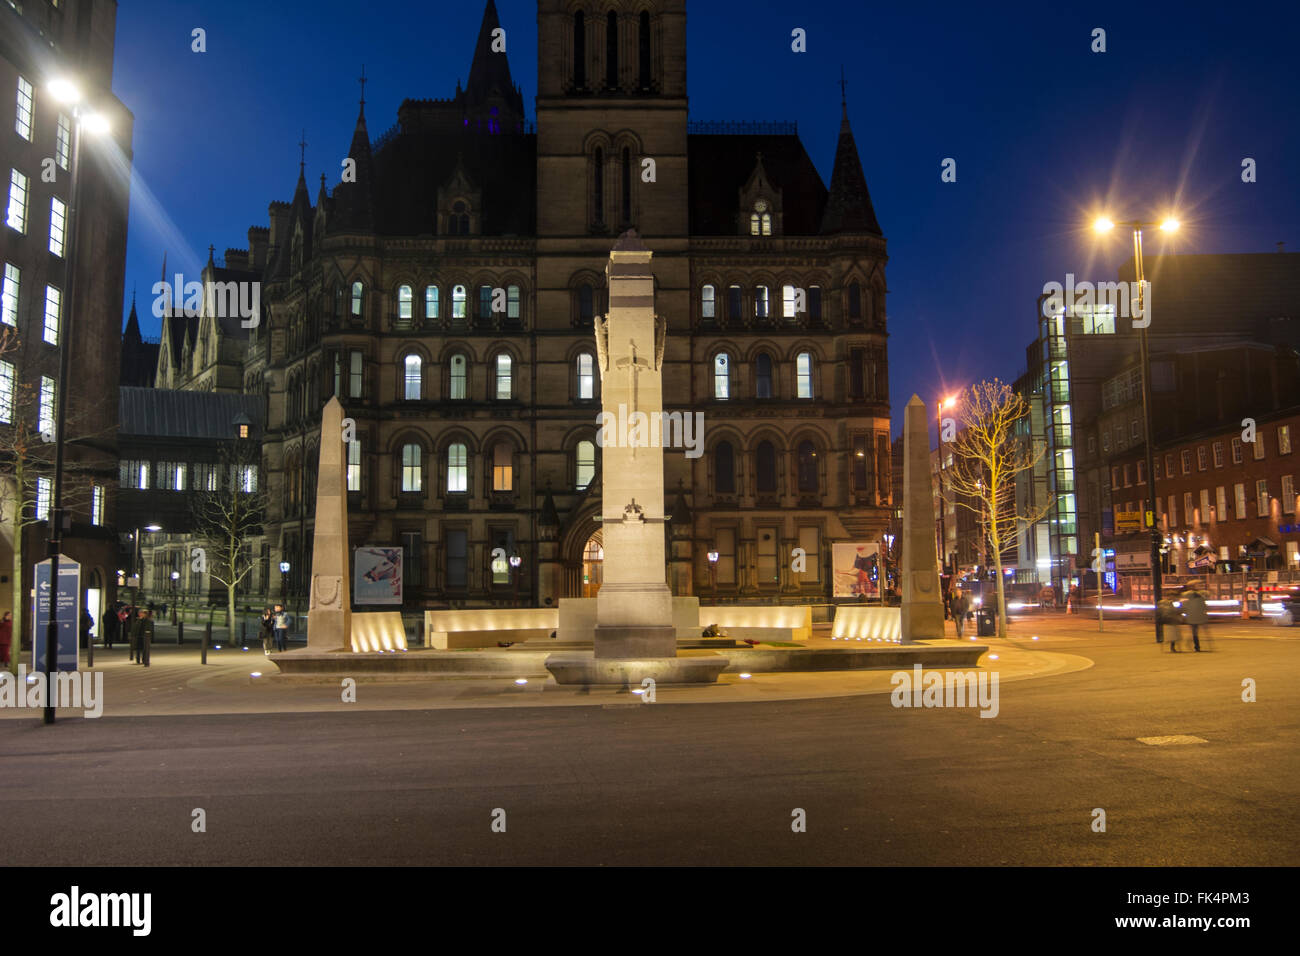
[592,231,675,658]
[306,396,352,650]
[900,394,945,642]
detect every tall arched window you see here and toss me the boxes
[401,443,422,493]
[701,284,715,320]
[447,443,468,493]
[576,353,595,399]
[750,200,771,236]
[755,353,773,398]
[606,11,618,89]
[593,148,604,226]
[449,200,469,235]
[495,353,512,400]
[492,442,513,492]
[578,284,594,326]
[350,281,364,316]
[425,285,439,320]
[755,285,770,321]
[797,440,818,493]
[638,10,652,89]
[403,355,422,400]
[756,441,777,494]
[848,281,862,322]
[713,352,731,399]
[507,285,521,322]
[715,441,735,495]
[449,353,467,400]
[397,285,413,321]
[621,147,632,224]
[796,351,814,399]
[576,440,596,490]
[573,11,586,88]
[452,284,467,320]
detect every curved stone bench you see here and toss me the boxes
[832,606,902,643]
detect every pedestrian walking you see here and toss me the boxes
[1176,586,1207,652]
[951,586,972,639]
[259,607,275,655]
[0,611,12,667]
[102,605,118,650]
[80,608,94,650]
[273,605,289,652]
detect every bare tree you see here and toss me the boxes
[0,327,106,672]
[945,379,1051,638]
[190,440,266,631]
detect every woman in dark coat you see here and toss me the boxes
[259,608,275,655]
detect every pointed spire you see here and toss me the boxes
[819,92,883,237]
[207,244,215,266]
[123,290,142,345]
[358,64,367,120]
[335,87,376,232]
[160,250,167,284]
[462,0,524,126]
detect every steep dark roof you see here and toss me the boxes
[119,387,264,439]
[333,106,377,232]
[207,265,261,339]
[165,313,198,366]
[819,108,882,236]
[687,133,828,235]
[464,0,524,117]
[368,127,536,235]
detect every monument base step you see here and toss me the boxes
[545,653,729,685]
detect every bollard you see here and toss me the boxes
[201,623,209,665]
[178,621,184,646]
[143,627,151,667]
[87,631,94,669]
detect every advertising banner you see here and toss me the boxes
[832,543,880,599]
[32,555,80,673]
[354,547,403,605]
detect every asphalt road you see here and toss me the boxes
[1,625,1296,866]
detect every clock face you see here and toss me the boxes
[754,199,769,213]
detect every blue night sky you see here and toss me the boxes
[111,0,1300,428]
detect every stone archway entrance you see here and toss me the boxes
[581,530,604,597]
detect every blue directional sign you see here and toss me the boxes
[32,555,80,673]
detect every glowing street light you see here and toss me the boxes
[1160,217,1180,233]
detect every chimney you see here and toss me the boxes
[248,226,270,271]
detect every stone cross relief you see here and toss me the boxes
[614,339,654,457]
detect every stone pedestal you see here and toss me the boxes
[900,394,945,642]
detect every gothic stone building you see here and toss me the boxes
[172,0,892,614]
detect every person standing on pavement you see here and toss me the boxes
[273,604,289,652]
[1176,586,1207,652]
[951,586,971,639]
[259,607,275,655]
[0,611,12,667]
[102,605,118,650]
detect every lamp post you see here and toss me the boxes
[170,569,179,624]
[936,395,956,575]
[509,554,522,606]
[707,549,719,593]
[1093,214,1180,643]
[40,78,111,723]
[279,560,290,605]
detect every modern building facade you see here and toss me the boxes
[141,0,893,617]
[1,0,133,639]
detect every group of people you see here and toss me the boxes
[1159,586,1209,652]
[100,601,157,663]
[259,605,291,654]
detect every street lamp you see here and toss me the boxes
[707,549,719,592]
[40,78,112,722]
[509,554,522,606]
[1092,212,1180,642]
[936,394,957,575]
[170,569,180,624]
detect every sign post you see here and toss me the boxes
[33,555,80,676]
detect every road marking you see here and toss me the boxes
[1136,734,1207,746]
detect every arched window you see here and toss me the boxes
[797,440,818,493]
[715,441,735,495]
[755,353,773,399]
[638,10,652,89]
[593,148,604,226]
[796,351,814,399]
[701,284,715,320]
[507,285,521,321]
[449,353,467,400]
[750,199,771,236]
[848,281,862,322]
[447,443,468,494]
[782,284,798,321]
[727,284,742,321]
[578,284,594,326]
[478,285,494,324]
[713,352,731,400]
[495,353,512,400]
[403,355,422,400]
[576,352,595,399]
[346,438,361,491]
[756,441,777,494]
[450,200,469,235]
[452,284,467,320]
[397,285,413,321]
[492,442,513,492]
[755,285,770,321]
[401,443,422,493]
[425,285,439,320]
[573,11,586,88]
[621,146,632,224]
[350,281,363,316]
[576,440,596,490]
[606,11,618,89]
